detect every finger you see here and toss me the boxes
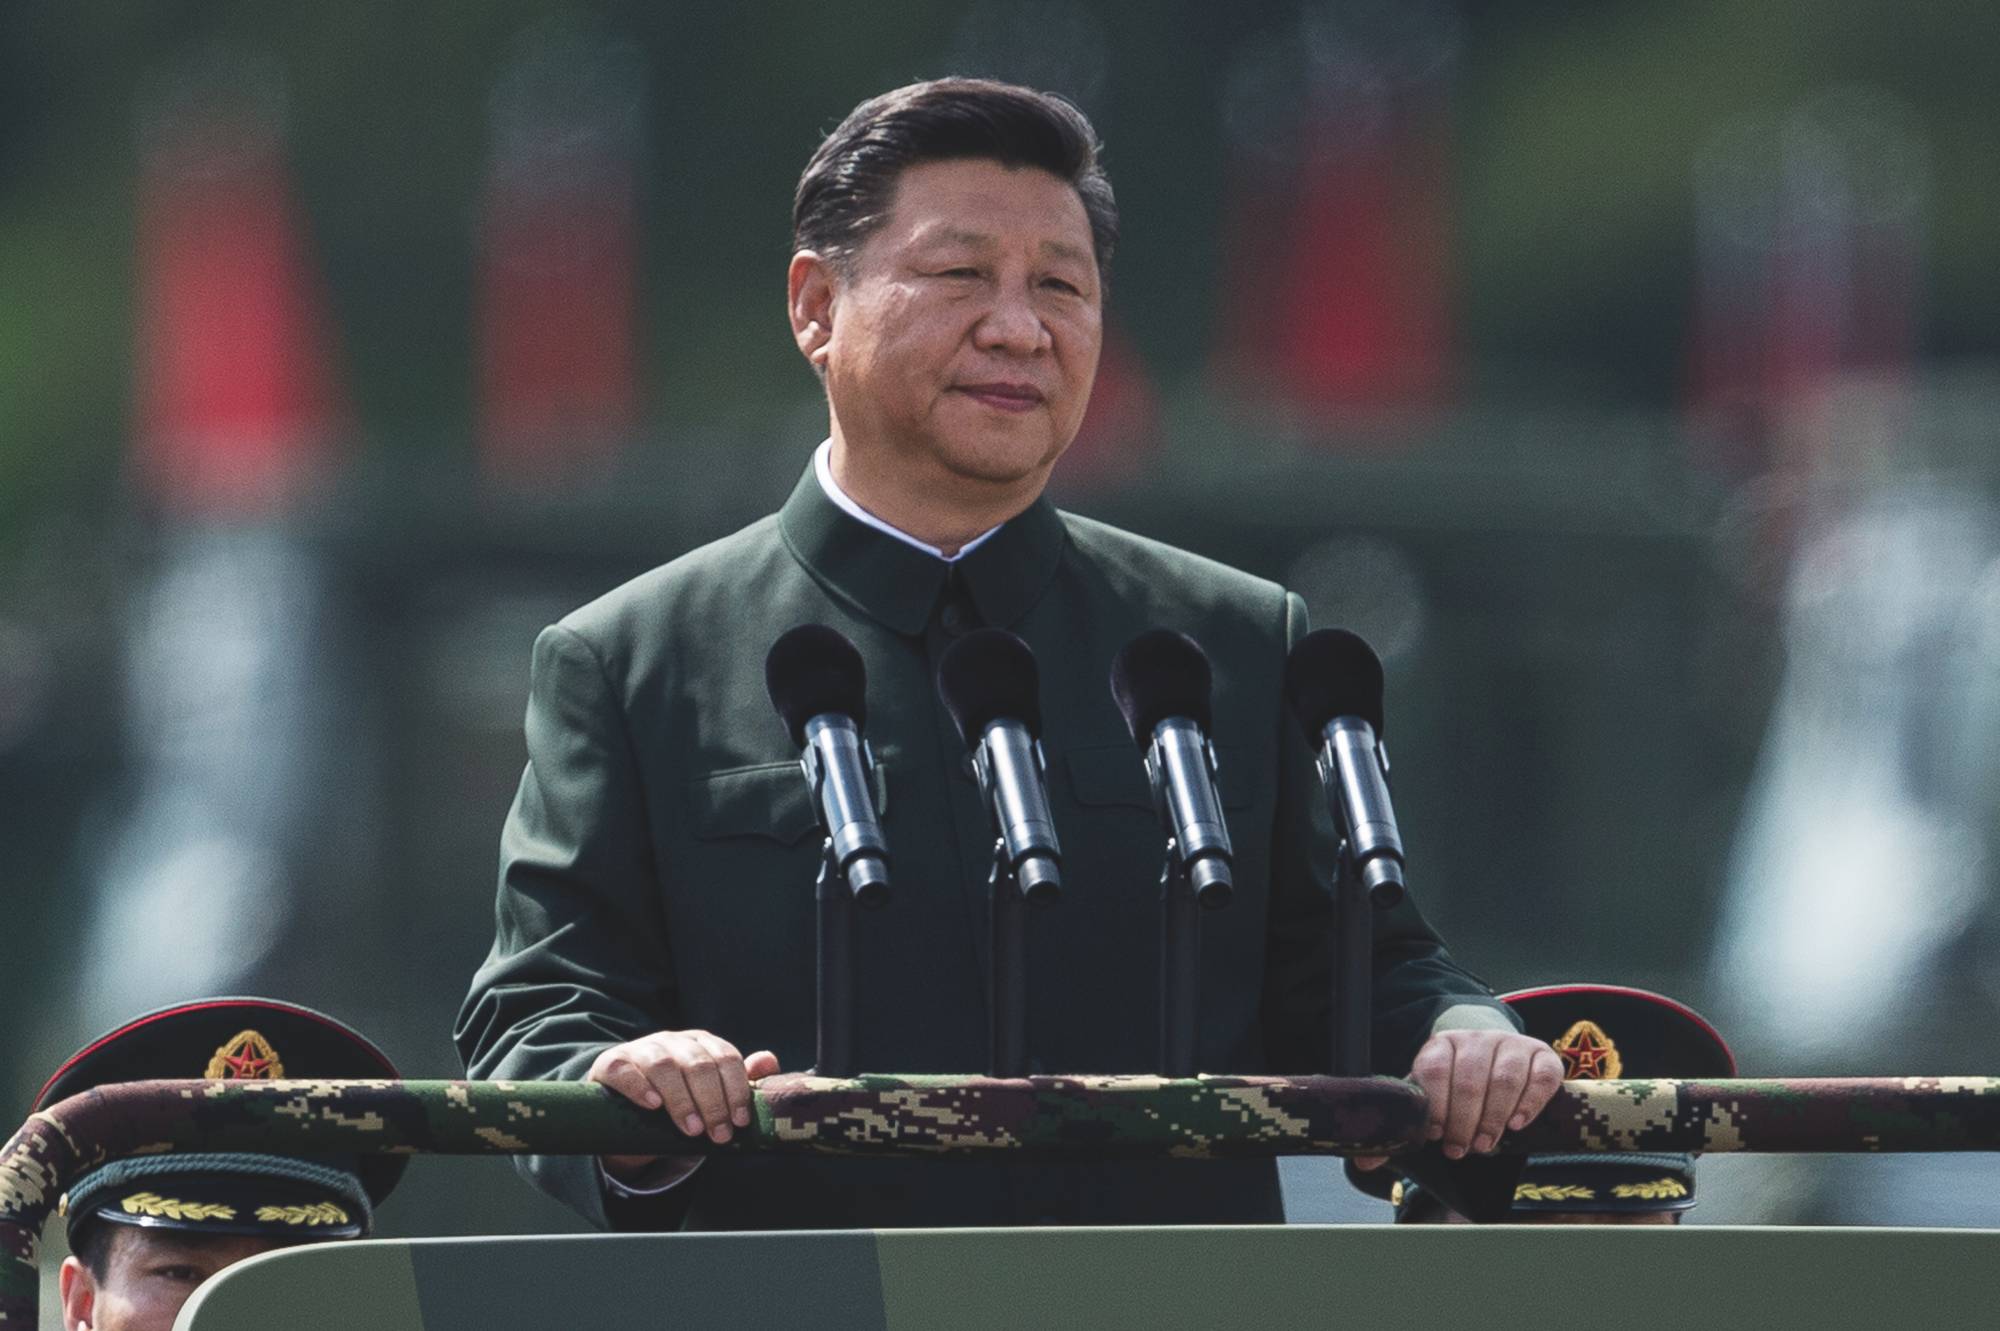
[587,1053,662,1111]
[1510,1049,1567,1130]
[628,1037,705,1137]
[1441,1038,1498,1159]
[695,1033,753,1129]
[744,1050,781,1080]
[1409,1037,1457,1142]
[1352,1155,1387,1172]
[679,1047,735,1142]
[1470,1042,1534,1154]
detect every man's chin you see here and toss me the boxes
[932,431,1073,488]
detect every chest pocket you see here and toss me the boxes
[688,759,891,845]
[1064,744,1255,812]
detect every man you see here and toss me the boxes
[40,997,404,1331]
[456,77,1562,1230]
[1349,985,1737,1223]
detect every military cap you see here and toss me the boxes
[1350,984,1736,1219]
[34,997,403,1245]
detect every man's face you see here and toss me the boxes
[814,156,1103,494]
[59,1227,293,1331]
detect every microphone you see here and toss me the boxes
[1109,629,1234,908]
[937,628,1062,903]
[1283,628,1405,907]
[765,624,890,907]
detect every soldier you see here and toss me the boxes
[1350,985,1736,1224]
[37,998,404,1331]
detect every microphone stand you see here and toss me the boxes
[988,837,1032,1077]
[815,839,857,1077]
[1329,837,1374,1077]
[807,741,888,1078]
[1158,840,1200,1077]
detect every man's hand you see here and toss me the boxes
[1354,1029,1564,1171]
[587,1030,780,1180]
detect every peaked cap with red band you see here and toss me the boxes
[35,997,404,1245]
[1350,984,1735,1220]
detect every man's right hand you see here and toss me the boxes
[587,1031,780,1180]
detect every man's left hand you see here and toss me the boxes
[1354,1029,1565,1170]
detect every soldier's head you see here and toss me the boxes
[788,79,1116,509]
[1354,985,1735,1225]
[39,999,402,1331]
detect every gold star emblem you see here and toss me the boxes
[204,1029,285,1080]
[1550,1020,1621,1080]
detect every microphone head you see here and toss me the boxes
[936,628,1043,745]
[765,624,869,748]
[1109,629,1214,744]
[1283,628,1386,739]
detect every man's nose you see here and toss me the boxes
[973,287,1051,356]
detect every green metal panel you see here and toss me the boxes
[177,1225,2000,1331]
[407,1233,886,1330]
[876,1226,2000,1328]
[177,1232,886,1331]
[173,1240,423,1331]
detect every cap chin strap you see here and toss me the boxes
[1521,1151,1694,1172]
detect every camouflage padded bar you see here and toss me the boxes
[1507,1077,2000,1155]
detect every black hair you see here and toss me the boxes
[69,1219,115,1279]
[793,77,1118,289]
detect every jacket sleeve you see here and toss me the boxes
[453,623,696,1231]
[1260,593,1517,1076]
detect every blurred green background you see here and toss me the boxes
[5,0,2000,1269]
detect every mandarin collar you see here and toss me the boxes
[778,464,1067,637]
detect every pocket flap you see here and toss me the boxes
[689,759,889,845]
[1065,744,1155,810]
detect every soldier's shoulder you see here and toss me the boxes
[554,514,788,651]
[1059,510,1290,627]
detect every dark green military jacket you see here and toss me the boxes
[456,465,1509,1230]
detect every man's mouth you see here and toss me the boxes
[955,382,1045,413]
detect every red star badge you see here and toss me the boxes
[218,1039,274,1078]
[1551,1020,1622,1080]
[204,1029,285,1081]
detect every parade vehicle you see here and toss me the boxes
[10,629,1998,1329]
[10,1068,2000,1330]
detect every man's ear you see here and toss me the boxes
[59,1254,96,1330]
[788,250,837,372]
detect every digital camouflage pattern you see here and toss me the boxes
[8,1074,2000,1325]
[1507,1077,2000,1155]
[754,1073,1428,1157]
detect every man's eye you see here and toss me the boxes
[1042,278,1083,295]
[935,267,981,279]
[155,1265,202,1282]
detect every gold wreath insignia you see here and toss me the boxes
[1513,1183,1596,1202]
[256,1202,352,1227]
[1550,1020,1621,1080]
[205,1029,285,1080]
[1611,1178,1689,1200]
[121,1192,238,1222]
